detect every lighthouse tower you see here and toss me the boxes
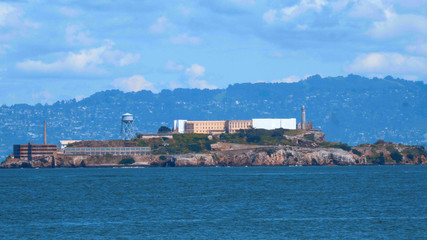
[301,105,306,130]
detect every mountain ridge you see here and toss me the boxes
[0,75,426,158]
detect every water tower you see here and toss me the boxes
[121,113,135,140]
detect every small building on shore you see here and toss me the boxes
[13,143,57,161]
[59,140,81,150]
[12,120,57,160]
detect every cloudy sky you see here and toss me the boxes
[0,0,426,105]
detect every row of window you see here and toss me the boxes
[66,152,150,156]
[229,123,250,125]
[65,147,150,152]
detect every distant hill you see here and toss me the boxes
[0,74,426,158]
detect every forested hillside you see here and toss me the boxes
[1,75,426,158]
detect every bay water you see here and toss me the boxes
[1,166,426,239]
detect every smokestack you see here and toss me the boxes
[44,120,47,144]
[301,105,306,130]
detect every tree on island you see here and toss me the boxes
[158,126,172,134]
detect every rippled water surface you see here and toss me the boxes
[1,166,426,239]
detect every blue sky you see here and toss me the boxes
[0,0,426,105]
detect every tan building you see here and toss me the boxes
[178,117,298,134]
[182,120,253,134]
[184,120,227,134]
[226,120,252,133]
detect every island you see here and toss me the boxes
[1,128,426,168]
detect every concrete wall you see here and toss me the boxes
[252,118,296,130]
[173,120,187,133]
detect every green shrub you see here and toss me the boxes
[338,144,352,151]
[159,155,167,161]
[320,142,351,151]
[304,133,315,141]
[119,158,135,164]
[283,130,304,136]
[368,153,385,165]
[386,146,398,153]
[390,151,403,163]
[158,126,172,133]
[356,143,370,147]
[402,146,427,157]
[247,135,261,143]
[351,149,362,156]
[188,144,203,152]
[272,128,285,137]
[136,141,149,147]
[374,140,385,145]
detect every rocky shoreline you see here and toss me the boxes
[3,129,426,168]
[2,143,426,168]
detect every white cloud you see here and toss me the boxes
[281,5,299,21]
[296,24,308,30]
[303,74,318,79]
[406,43,427,56]
[0,2,38,40]
[272,75,302,83]
[104,49,140,66]
[32,90,54,103]
[74,95,86,101]
[169,80,184,90]
[347,52,427,74]
[149,16,171,34]
[368,10,427,38]
[185,64,217,89]
[271,51,283,58]
[112,75,156,92]
[402,75,419,81]
[17,40,140,73]
[0,44,10,54]
[188,79,218,89]
[281,0,327,21]
[165,60,184,71]
[229,0,255,5]
[178,5,192,15]
[186,64,205,78]
[0,3,29,27]
[348,0,386,19]
[66,25,97,46]
[170,34,200,45]
[329,0,351,11]
[263,0,327,23]
[263,9,277,24]
[59,7,80,17]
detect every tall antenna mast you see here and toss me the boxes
[44,120,47,144]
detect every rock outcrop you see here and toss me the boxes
[173,146,361,167]
[2,134,426,168]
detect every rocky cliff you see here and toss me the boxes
[2,141,425,168]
